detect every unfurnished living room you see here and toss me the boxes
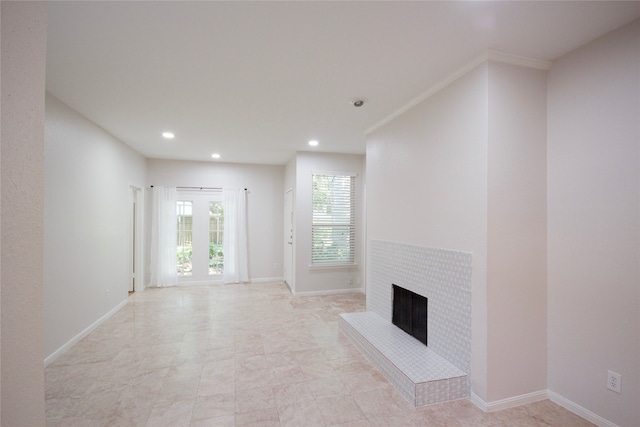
[2,1,640,426]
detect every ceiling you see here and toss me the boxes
[46,1,640,165]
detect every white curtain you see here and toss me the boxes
[223,188,249,284]
[150,186,178,287]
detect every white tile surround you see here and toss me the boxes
[340,312,468,406]
[340,240,472,406]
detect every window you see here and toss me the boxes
[209,201,224,275]
[311,173,356,265]
[176,201,193,276]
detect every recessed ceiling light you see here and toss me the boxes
[349,97,368,108]
[308,140,319,147]
[211,153,221,159]
[162,132,175,139]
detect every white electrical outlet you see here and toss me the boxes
[105,289,110,301]
[607,370,621,393]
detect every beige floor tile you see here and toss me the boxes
[47,415,113,427]
[353,388,405,417]
[341,370,389,394]
[45,282,596,427]
[235,353,271,371]
[235,407,281,426]
[146,399,194,427]
[272,380,316,408]
[189,414,235,427]
[327,418,372,427]
[197,369,236,397]
[317,395,367,425]
[234,386,277,414]
[300,359,339,379]
[366,413,419,426]
[278,400,326,427]
[270,364,315,385]
[306,376,351,399]
[191,393,236,421]
[235,367,273,391]
[154,378,200,407]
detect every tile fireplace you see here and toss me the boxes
[340,240,472,406]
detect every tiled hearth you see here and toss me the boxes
[340,240,473,407]
[340,312,467,406]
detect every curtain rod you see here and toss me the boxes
[150,185,247,191]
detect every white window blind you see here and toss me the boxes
[311,173,355,265]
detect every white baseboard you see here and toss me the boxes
[470,389,548,412]
[177,279,223,286]
[44,298,128,367]
[548,390,619,427]
[294,287,364,296]
[167,277,285,287]
[250,277,284,283]
[471,389,618,427]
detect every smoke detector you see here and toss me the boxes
[349,97,368,108]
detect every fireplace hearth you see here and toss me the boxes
[392,284,428,346]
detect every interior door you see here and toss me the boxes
[284,189,294,291]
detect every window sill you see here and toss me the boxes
[309,263,358,271]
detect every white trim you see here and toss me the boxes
[548,390,619,427]
[312,170,358,177]
[129,185,145,292]
[171,277,286,287]
[471,389,618,427]
[470,389,547,412]
[44,298,128,367]
[309,263,358,270]
[250,276,284,283]
[366,53,487,134]
[366,49,552,135]
[176,279,223,286]
[487,49,552,70]
[294,287,364,296]
[469,391,486,411]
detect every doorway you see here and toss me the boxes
[129,186,143,294]
[284,189,294,292]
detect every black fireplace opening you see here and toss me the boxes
[392,284,428,346]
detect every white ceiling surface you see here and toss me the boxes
[46,1,640,165]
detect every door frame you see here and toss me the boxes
[129,185,144,293]
[284,188,294,293]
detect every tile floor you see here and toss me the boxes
[46,281,593,426]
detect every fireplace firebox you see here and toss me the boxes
[392,284,428,346]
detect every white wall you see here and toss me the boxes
[44,94,147,360]
[547,20,640,427]
[486,62,548,402]
[1,2,48,424]
[292,152,365,295]
[147,159,284,283]
[367,59,549,405]
[366,64,490,399]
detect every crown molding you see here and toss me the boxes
[487,49,553,70]
[366,49,552,135]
